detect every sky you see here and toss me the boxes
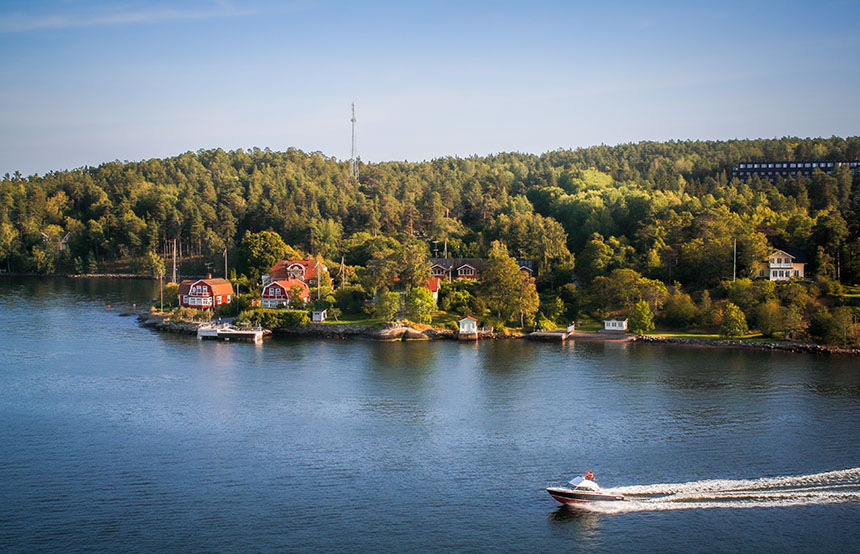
[1,0,859,176]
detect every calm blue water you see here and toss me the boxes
[1,277,860,553]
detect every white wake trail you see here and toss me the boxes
[583,468,860,514]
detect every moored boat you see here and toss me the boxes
[547,472,625,504]
[197,322,263,342]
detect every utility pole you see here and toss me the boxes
[317,259,321,300]
[733,239,736,282]
[172,238,177,283]
[349,102,359,182]
[224,247,228,279]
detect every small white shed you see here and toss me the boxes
[312,309,327,323]
[458,316,478,334]
[603,318,628,332]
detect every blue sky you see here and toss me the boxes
[1,0,859,176]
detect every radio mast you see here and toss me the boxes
[349,102,359,181]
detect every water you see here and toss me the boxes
[1,277,859,553]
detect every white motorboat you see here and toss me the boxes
[197,322,263,342]
[547,472,625,504]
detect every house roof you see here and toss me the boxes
[516,259,537,273]
[428,258,486,272]
[178,278,234,297]
[267,279,310,299]
[459,315,478,322]
[768,248,808,264]
[269,259,328,281]
[426,277,441,293]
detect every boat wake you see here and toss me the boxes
[584,468,860,513]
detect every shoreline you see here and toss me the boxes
[136,314,859,354]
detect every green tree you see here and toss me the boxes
[375,291,401,320]
[629,300,655,334]
[405,287,436,324]
[720,302,749,338]
[662,287,697,327]
[757,300,782,338]
[240,230,291,283]
[515,273,540,327]
[481,240,526,323]
[146,250,165,279]
[831,307,858,347]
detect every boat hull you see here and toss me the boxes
[546,487,624,504]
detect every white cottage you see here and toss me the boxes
[603,318,628,332]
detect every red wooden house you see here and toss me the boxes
[177,277,234,310]
[261,279,311,309]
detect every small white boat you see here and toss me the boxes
[197,322,263,343]
[547,472,625,504]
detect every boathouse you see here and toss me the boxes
[458,316,478,335]
[178,277,234,310]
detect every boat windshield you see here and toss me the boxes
[568,476,599,490]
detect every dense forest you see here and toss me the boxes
[2,136,859,343]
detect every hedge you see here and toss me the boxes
[235,308,310,328]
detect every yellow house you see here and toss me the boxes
[757,249,805,281]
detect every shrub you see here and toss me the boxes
[235,308,309,328]
[720,302,748,338]
[334,284,369,314]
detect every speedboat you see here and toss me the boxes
[547,472,625,504]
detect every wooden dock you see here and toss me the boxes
[526,324,576,342]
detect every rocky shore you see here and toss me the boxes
[136,314,858,354]
[137,313,201,335]
[633,334,860,355]
[270,323,457,341]
[137,314,457,341]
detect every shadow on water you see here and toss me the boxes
[547,505,605,547]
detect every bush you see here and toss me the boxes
[236,308,309,328]
[720,302,748,338]
[217,291,255,317]
[334,285,369,314]
[169,306,212,323]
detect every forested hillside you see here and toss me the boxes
[2,137,859,343]
[2,137,858,282]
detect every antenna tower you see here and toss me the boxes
[350,102,359,181]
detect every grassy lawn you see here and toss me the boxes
[575,316,603,332]
[649,329,772,341]
[430,311,459,329]
[322,313,385,326]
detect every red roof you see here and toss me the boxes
[461,315,477,322]
[265,279,310,301]
[268,259,327,282]
[178,278,234,297]
[425,277,441,293]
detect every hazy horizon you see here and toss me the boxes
[2,0,859,176]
